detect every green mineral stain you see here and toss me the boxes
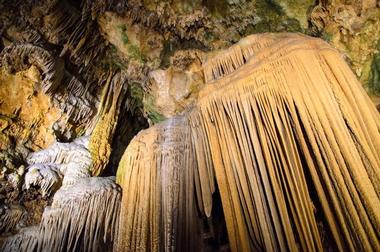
[128,82,144,115]
[128,44,146,63]
[102,45,127,70]
[143,94,166,124]
[253,0,303,33]
[368,45,380,94]
[117,24,129,45]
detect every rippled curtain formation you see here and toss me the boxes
[116,33,380,251]
[116,116,203,251]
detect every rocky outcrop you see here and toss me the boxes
[0,43,64,94]
[310,0,380,94]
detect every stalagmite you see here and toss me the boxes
[116,33,380,251]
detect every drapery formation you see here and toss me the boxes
[116,115,203,251]
[117,33,380,251]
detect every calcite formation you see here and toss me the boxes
[1,42,98,121]
[195,33,380,251]
[2,176,121,252]
[24,136,92,196]
[0,205,24,234]
[116,115,203,251]
[1,137,121,252]
[116,33,380,251]
[89,71,128,176]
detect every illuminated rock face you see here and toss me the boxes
[0,66,62,151]
[117,33,380,251]
[1,32,379,252]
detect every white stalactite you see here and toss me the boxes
[2,136,121,252]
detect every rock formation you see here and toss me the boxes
[196,33,380,251]
[116,33,380,251]
[116,115,203,251]
[1,137,121,252]
[1,1,380,251]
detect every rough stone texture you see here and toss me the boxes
[310,0,380,94]
[0,67,62,151]
[146,50,204,119]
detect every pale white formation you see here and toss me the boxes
[24,164,62,197]
[24,136,92,196]
[1,226,39,251]
[1,137,121,252]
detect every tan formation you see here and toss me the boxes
[117,33,380,251]
[116,115,204,251]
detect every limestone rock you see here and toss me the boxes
[310,1,380,92]
[146,50,204,119]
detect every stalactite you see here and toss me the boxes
[1,177,121,252]
[53,71,97,125]
[0,43,97,126]
[0,43,64,94]
[0,205,24,234]
[24,164,63,197]
[23,136,92,197]
[42,0,106,72]
[1,136,121,252]
[1,227,39,252]
[116,33,380,251]
[89,71,128,176]
[191,33,380,251]
[116,115,204,252]
[36,177,121,252]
